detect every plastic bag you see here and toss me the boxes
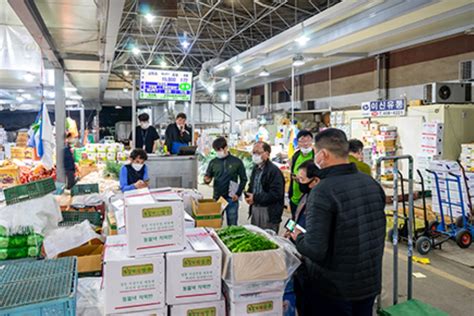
[76,277,104,316]
[212,224,301,286]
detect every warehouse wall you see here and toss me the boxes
[250,34,474,110]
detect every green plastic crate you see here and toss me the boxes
[379,299,448,316]
[70,183,99,196]
[59,211,103,227]
[4,178,56,205]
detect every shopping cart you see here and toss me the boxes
[376,155,448,316]
[414,170,473,255]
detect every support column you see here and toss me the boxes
[54,68,66,183]
[291,66,295,124]
[131,78,137,149]
[376,53,389,100]
[190,78,196,145]
[229,76,236,134]
[80,107,85,145]
[264,82,271,112]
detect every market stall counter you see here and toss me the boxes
[146,154,198,189]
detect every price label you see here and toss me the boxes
[122,264,154,277]
[183,256,212,268]
[247,301,274,313]
[142,206,172,218]
[187,307,216,316]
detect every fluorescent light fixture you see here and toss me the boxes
[215,65,227,72]
[23,73,35,82]
[65,87,77,92]
[144,13,154,23]
[132,46,141,55]
[220,93,228,102]
[65,100,78,106]
[207,85,214,93]
[123,88,129,92]
[16,96,25,102]
[259,68,270,77]
[295,34,310,46]
[16,89,25,93]
[232,64,242,73]
[115,105,123,109]
[160,59,167,67]
[292,55,305,67]
[69,95,83,100]
[181,40,190,49]
[123,69,130,76]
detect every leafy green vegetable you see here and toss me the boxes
[104,161,122,179]
[217,226,278,253]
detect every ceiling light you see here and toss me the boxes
[144,13,154,23]
[207,85,214,94]
[69,95,83,100]
[292,55,305,67]
[220,93,228,102]
[232,64,242,73]
[181,40,190,49]
[215,65,227,72]
[115,105,123,109]
[66,100,78,106]
[160,59,168,67]
[16,96,25,102]
[132,46,141,55]
[123,88,129,93]
[123,69,130,76]
[23,73,35,82]
[65,87,77,92]
[16,89,25,93]
[295,34,310,46]
[259,68,270,77]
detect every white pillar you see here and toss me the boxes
[291,66,295,124]
[131,79,137,148]
[80,107,85,145]
[190,78,196,145]
[54,68,66,183]
[229,76,236,134]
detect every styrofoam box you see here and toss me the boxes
[223,280,285,303]
[422,122,444,135]
[421,135,443,147]
[111,308,167,316]
[228,295,283,316]
[166,228,222,305]
[124,189,185,256]
[104,235,166,315]
[169,299,225,316]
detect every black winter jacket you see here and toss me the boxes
[248,160,285,224]
[295,163,386,301]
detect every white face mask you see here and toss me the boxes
[131,163,143,171]
[314,151,323,169]
[216,151,227,159]
[300,147,312,155]
[252,154,263,165]
[140,122,150,129]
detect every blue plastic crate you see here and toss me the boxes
[0,257,77,316]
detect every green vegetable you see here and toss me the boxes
[0,235,28,248]
[217,226,278,253]
[104,161,122,179]
[27,234,44,246]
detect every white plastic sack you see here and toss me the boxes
[43,220,104,258]
[0,194,62,235]
[76,277,104,316]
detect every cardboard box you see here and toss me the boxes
[166,228,222,305]
[184,211,195,229]
[58,241,103,273]
[409,99,424,107]
[192,199,222,229]
[169,299,225,316]
[124,189,185,256]
[0,164,20,188]
[103,235,165,314]
[212,229,287,284]
[223,280,285,303]
[423,122,444,135]
[111,308,167,316]
[227,295,283,316]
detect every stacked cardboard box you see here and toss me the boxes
[460,143,474,172]
[421,122,444,157]
[428,160,474,217]
[373,126,398,180]
[192,199,223,228]
[16,131,28,147]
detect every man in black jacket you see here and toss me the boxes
[291,128,386,316]
[165,113,192,154]
[245,142,285,233]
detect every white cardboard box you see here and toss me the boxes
[103,235,166,314]
[124,189,185,256]
[227,295,283,316]
[166,228,222,305]
[223,280,285,303]
[422,122,444,135]
[169,299,226,316]
[111,308,167,316]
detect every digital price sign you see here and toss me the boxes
[139,69,193,101]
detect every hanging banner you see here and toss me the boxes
[139,69,192,101]
[361,99,406,117]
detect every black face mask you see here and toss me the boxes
[299,180,313,194]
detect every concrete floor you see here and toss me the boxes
[199,184,474,315]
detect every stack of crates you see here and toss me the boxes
[0,257,78,315]
[3,178,56,205]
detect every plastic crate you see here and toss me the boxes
[70,183,99,196]
[4,178,56,205]
[0,257,78,315]
[59,211,103,227]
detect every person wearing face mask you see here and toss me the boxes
[203,137,247,225]
[63,132,77,189]
[290,128,386,316]
[246,142,285,233]
[130,113,159,154]
[288,130,315,219]
[165,113,193,155]
[348,138,372,176]
[119,149,150,192]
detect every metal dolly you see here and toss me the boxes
[415,170,473,255]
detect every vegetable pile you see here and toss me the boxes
[217,226,278,253]
[104,161,122,179]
